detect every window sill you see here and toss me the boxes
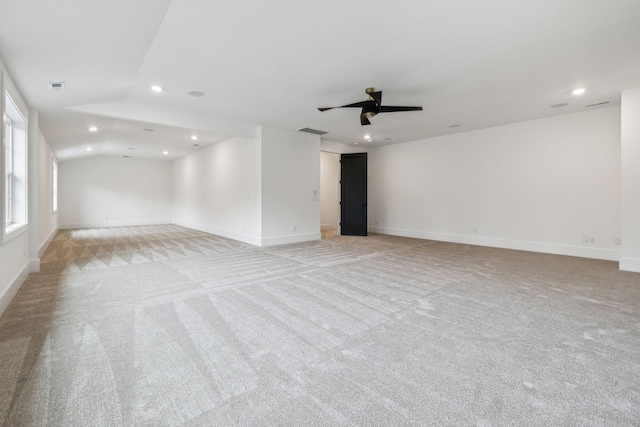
[3,222,28,245]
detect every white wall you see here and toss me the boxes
[621,87,640,272]
[59,156,173,228]
[0,60,33,318]
[320,151,339,231]
[38,130,58,254]
[172,137,262,245]
[261,127,320,245]
[369,106,621,261]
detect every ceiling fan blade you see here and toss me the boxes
[368,91,382,105]
[342,100,373,108]
[318,100,373,112]
[379,106,423,113]
[360,114,371,126]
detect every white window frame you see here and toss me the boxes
[4,116,12,226]
[3,90,28,243]
[52,156,58,213]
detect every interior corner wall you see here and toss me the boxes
[58,156,173,229]
[369,106,621,261]
[320,151,339,232]
[38,130,57,254]
[620,87,640,272]
[261,127,320,246]
[172,137,262,245]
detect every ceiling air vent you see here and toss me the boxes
[585,101,610,108]
[298,127,328,136]
[50,82,65,91]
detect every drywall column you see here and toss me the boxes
[261,127,321,246]
[28,110,40,272]
[620,87,640,272]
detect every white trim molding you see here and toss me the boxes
[369,227,621,262]
[619,257,640,273]
[38,227,59,257]
[59,219,172,229]
[0,263,30,320]
[259,232,321,247]
[172,220,262,246]
[173,220,321,247]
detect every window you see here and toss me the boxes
[52,156,58,213]
[4,116,11,225]
[3,91,27,236]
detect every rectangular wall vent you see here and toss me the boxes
[50,82,65,91]
[298,127,328,135]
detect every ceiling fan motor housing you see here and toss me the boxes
[363,103,379,118]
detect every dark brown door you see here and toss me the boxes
[340,153,367,236]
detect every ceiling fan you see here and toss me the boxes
[318,87,422,125]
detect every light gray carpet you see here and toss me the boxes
[1,224,639,426]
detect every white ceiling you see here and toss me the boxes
[1,0,640,161]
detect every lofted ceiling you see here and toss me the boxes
[1,0,640,161]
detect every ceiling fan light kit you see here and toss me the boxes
[318,88,423,126]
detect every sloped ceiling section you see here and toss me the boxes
[1,0,640,160]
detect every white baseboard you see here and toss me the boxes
[260,232,321,247]
[369,227,620,261]
[38,226,59,257]
[0,262,30,321]
[173,220,321,247]
[59,219,172,229]
[172,220,262,246]
[29,259,40,274]
[619,257,640,273]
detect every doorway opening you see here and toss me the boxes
[320,151,368,238]
[320,151,340,238]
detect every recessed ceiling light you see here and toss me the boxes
[187,90,205,97]
[364,134,371,140]
[191,135,198,140]
[572,88,586,96]
[151,85,164,93]
[352,142,360,145]
[89,126,98,132]
[193,143,200,147]
[551,103,568,108]
[163,151,169,155]
[86,147,93,151]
